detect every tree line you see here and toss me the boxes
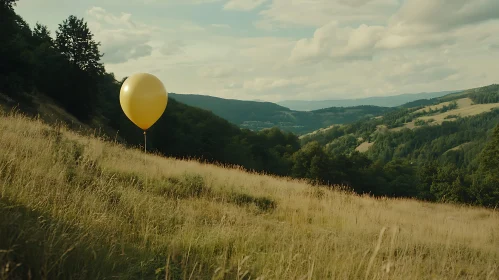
[2,0,499,208]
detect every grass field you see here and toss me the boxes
[390,98,499,132]
[1,111,499,279]
[355,141,374,153]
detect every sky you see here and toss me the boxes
[14,0,499,102]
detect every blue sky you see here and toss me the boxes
[14,0,499,102]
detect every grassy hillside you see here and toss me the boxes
[296,84,499,205]
[170,93,392,135]
[2,111,499,279]
[303,84,499,154]
[277,90,457,111]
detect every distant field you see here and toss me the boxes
[355,141,374,152]
[391,98,499,131]
[414,98,473,114]
[1,111,499,279]
[445,142,472,153]
[299,124,337,139]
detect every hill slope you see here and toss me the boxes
[1,112,499,279]
[170,93,393,135]
[299,84,499,203]
[278,90,458,111]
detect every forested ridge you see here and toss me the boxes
[169,92,393,134]
[2,0,499,208]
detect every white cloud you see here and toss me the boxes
[289,22,385,63]
[243,77,308,91]
[32,0,496,103]
[160,40,186,56]
[288,0,499,64]
[256,0,398,28]
[211,24,231,29]
[224,0,268,11]
[87,7,154,64]
[389,0,499,32]
[198,65,238,79]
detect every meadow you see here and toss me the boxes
[1,111,499,279]
[391,98,499,132]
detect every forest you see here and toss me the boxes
[168,93,393,134]
[2,0,499,208]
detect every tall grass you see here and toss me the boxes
[1,111,498,279]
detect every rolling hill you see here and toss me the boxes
[1,110,499,279]
[277,90,458,111]
[3,3,499,278]
[302,84,499,167]
[169,93,394,135]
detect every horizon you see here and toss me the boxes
[14,0,499,103]
[173,88,463,103]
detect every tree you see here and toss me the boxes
[0,0,17,10]
[33,23,52,45]
[471,124,499,207]
[55,15,104,75]
[50,16,105,120]
[0,3,35,96]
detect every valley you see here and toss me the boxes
[169,93,394,135]
[2,1,499,278]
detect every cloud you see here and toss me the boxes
[160,40,186,56]
[288,0,499,64]
[384,58,458,85]
[255,0,398,28]
[139,0,223,4]
[243,77,308,92]
[211,24,231,29]
[198,65,238,79]
[338,0,375,8]
[76,0,499,102]
[223,0,268,11]
[87,7,154,64]
[389,0,499,32]
[289,22,385,63]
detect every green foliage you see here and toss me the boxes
[414,119,434,126]
[471,124,499,207]
[469,84,499,104]
[0,0,17,9]
[55,15,104,75]
[399,98,438,108]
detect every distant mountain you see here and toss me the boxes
[277,90,459,111]
[169,93,393,135]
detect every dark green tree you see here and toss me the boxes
[32,23,52,45]
[55,15,104,75]
[471,124,499,207]
[52,16,104,120]
[1,0,17,10]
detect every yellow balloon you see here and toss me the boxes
[120,73,168,131]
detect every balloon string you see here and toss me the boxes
[144,131,147,153]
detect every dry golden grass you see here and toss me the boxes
[390,98,499,131]
[355,141,374,153]
[417,103,499,124]
[413,98,473,114]
[1,111,499,279]
[445,142,473,153]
